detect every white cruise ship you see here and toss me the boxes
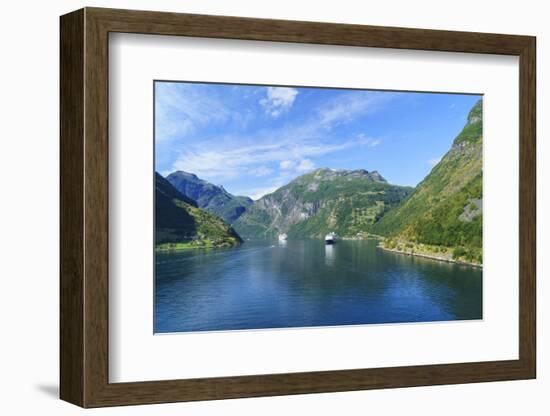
[325,232,337,245]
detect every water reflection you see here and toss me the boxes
[325,244,335,266]
[155,239,482,333]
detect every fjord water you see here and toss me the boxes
[155,240,482,333]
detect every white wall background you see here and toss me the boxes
[0,0,545,414]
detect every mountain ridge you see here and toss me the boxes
[155,172,242,249]
[373,99,483,263]
[154,101,483,265]
[166,170,253,223]
[233,167,412,239]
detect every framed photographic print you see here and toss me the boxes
[60,7,536,408]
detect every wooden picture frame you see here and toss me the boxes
[60,7,536,408]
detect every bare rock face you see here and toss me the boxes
[459,198,482,222]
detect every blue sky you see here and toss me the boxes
[155,81,481,200]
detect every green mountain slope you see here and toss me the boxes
[233,168,412,239]
[166,171,253,223]
[155,172,242,249]
[373,99,483,262]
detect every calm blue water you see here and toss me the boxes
[154,239,482,333]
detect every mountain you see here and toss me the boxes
[373,99,483,262]
[233,168,413,239]
[166,171,253,223]
[155,172,242,249]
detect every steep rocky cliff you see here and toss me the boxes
[233,168,412,239]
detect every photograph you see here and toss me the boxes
[153,81,483,333]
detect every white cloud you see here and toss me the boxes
[236,170,298,200]
[248,166,274,177]
[165,87,394,195]
[280,158,315,174]
[171,139,350,179]
[171,131,385,181]
[318,91,392,127]
[260,87,298,117]
[279,160,295,170]
[428,156,442,166]
[155,83,233,142]
[357,134,382,147]
[296,159,315,173]
[247,185,282,200]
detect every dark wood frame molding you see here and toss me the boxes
[60,7,536,408]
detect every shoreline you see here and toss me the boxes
[155,241,241,251]
[377,244,482,268]
[156,238,482,268]
[340,235,382,241]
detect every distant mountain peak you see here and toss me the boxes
[155,172,197,207]
[155,173,242,248]
[367,170,386,182]
[166,170,253,223]
[233,166,409,239]
[452,99,483,148]
[308,167,387,183]
[172,170,200,180]
[467,99,483,125]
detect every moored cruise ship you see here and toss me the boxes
[325,232,337,245]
